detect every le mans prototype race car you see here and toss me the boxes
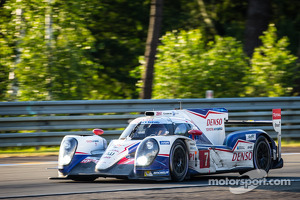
[50,108,283,182]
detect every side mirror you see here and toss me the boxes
[93,129,104,136]
[188,130,202,140]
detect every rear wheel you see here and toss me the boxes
[253,136,272,172]
[169,140,188,182]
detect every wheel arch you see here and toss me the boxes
[225,129,276,151]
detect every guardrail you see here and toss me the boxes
[1,97,300,147]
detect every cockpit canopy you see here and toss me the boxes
[119,117,197,140]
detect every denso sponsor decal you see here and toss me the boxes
[207,118,223,126]
[232,152,253,161]
[160,141,170,145]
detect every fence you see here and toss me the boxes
[0,97,300,147]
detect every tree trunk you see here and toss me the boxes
[140,0,163,99]
[244,0,271,57]
[197,0,216,35]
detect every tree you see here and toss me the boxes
[244,24,298,97]
[140,0,164,99]
[152,29,248,98]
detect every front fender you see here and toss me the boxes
[58,135,107,175]
[134,135,191,179]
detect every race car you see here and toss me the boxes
[50,108,283,182]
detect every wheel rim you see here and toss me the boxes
[173,146,186,175]
[256,141,270,170]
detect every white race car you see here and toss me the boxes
[50,108,283,181]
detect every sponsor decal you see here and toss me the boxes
[247,145,253,150]
[80,158,98,164]
[190,146,197,150]
[272,109,281,120]
[246,134,256,141]
[103,156,111,159]
[160,141,170,145]
[232,152,253,161]
[207,118,223,126]
[156,112,162,116]
[106,152,115,156]
[141,120,161,124]
[144,171,153,177]
[237,146,245,150]
[86,140,99,143]
[206,127,223,131]
[153,169,169,176]
[274,122,281,128]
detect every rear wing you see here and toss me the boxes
[226,109,282,160]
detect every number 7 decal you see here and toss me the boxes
[199,150,210,168]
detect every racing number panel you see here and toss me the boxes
[199,150,210,168]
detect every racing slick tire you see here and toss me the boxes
[68,175,98,182]
[253,136,272,173]
[169,140,188,182]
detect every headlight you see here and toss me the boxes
[135,138,159,167]
[58,137,78,166]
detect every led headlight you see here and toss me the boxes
[135,138,159,167]
[58,137,78,166]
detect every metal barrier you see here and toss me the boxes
[1,97,300,147]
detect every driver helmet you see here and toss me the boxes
[147,124,168,136]
[174,124,187,135]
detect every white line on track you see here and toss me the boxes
[282,152,300,155]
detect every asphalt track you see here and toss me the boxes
[0,147,299,200]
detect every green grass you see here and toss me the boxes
[280,140,300,147]
[0,146,59,158]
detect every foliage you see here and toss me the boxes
[244,24,298,97]
[152,29,248,98]
[0,0,299,101]
[0,0,150,101]
[151,26,298,98]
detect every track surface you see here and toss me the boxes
[0,147,299,199]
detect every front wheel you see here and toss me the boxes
[253,136,272,173]
[169,140,188,182]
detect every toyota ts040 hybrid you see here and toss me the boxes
[50,108,283,182]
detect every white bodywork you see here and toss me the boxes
[55,108,282,181]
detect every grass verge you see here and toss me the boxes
[0,146,59,158]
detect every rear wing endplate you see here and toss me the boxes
[225,109,282,160]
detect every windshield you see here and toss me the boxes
[119,123,136,139]
[129,123,172,140]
